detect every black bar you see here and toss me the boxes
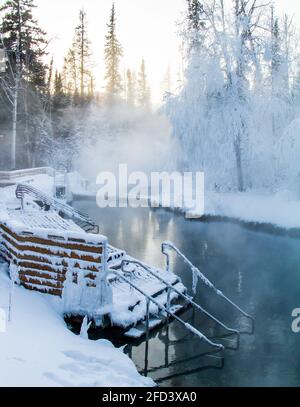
[0,387,299,405]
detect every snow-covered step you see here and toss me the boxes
[124,304,185,339]
[124,319,163,339]
[124,327,145,339]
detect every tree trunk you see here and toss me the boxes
[11,34,21,170]
[80,13,84,98]
[234,133,244,192]
[11,83,18,170]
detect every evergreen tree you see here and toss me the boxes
[126,69,136,105]
[63,9,93,103]
[104,3,123,102]
[52,70,67,110]
[63,48,78,96]
[88,76,94,100]
[187,0,205,32]
[0,0,49,169]
[54,71,63,97]
[186,0,205,51]
[0,0,48,90]
[137,59,150,108]
[47,56,54,95]
[270,8,288,99]
[76,9,92,98]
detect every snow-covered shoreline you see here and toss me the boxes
[1,170,299,386]
[190,191,300,230]
[4,168,299,231]
[147,190,300,231]
[0,264,154,387]
[0,171,154,387]
[82,168,300,230]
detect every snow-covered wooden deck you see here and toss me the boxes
[0,182,188,332]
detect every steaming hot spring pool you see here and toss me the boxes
[73,201,300,387]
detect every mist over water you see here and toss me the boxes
[76,104,179,185]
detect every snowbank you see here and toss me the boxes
[188,191,300,230]
[151,188,300,230]
[0,264,153,387]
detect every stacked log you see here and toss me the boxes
[0,215,106,297]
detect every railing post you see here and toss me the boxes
[162,242,171,273]
[144,299,150,377]
[166,286,171,326]
[145,299,150,342]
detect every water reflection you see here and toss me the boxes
[130,325,225,384]
[74,202,300,387]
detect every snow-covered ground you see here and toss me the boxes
[0,168,299,387]
[150,189,300,230]
[0,263,153,387]
[0,171,154,387]
[192,191,300,229]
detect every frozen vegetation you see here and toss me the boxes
[164,1,300,197]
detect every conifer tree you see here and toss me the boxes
[88,76,94,100]
[137,58,150,108]
[76,9,92,98]
[63,48,78,96]
[0,0,48,90]
[0,0,48,169]
[104,3,123,102]
[270,8,287,99]
[126,69,136,105]
[52,70,67,110]
[186,0,205,51]
[187,0,205,32]
[63,9,93,102]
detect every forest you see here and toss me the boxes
[0,0,300,196]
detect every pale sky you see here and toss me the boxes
[34,0,187,103]
[1,0,300,103]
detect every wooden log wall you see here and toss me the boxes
[0,222,105,297]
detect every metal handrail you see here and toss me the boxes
[121,259,239,336]
[112,267,224,350]
[15,184,97,232]
[162,241,255,332]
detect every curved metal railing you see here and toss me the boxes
[162,241,255,333]
[15,183,98,233]
[112,264,224,351]
[121,259,239,337]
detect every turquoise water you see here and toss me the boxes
[74,202,300,387]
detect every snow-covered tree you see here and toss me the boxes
[165,0,299,193]
[0,0,49,169]
[0,0,47,90]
